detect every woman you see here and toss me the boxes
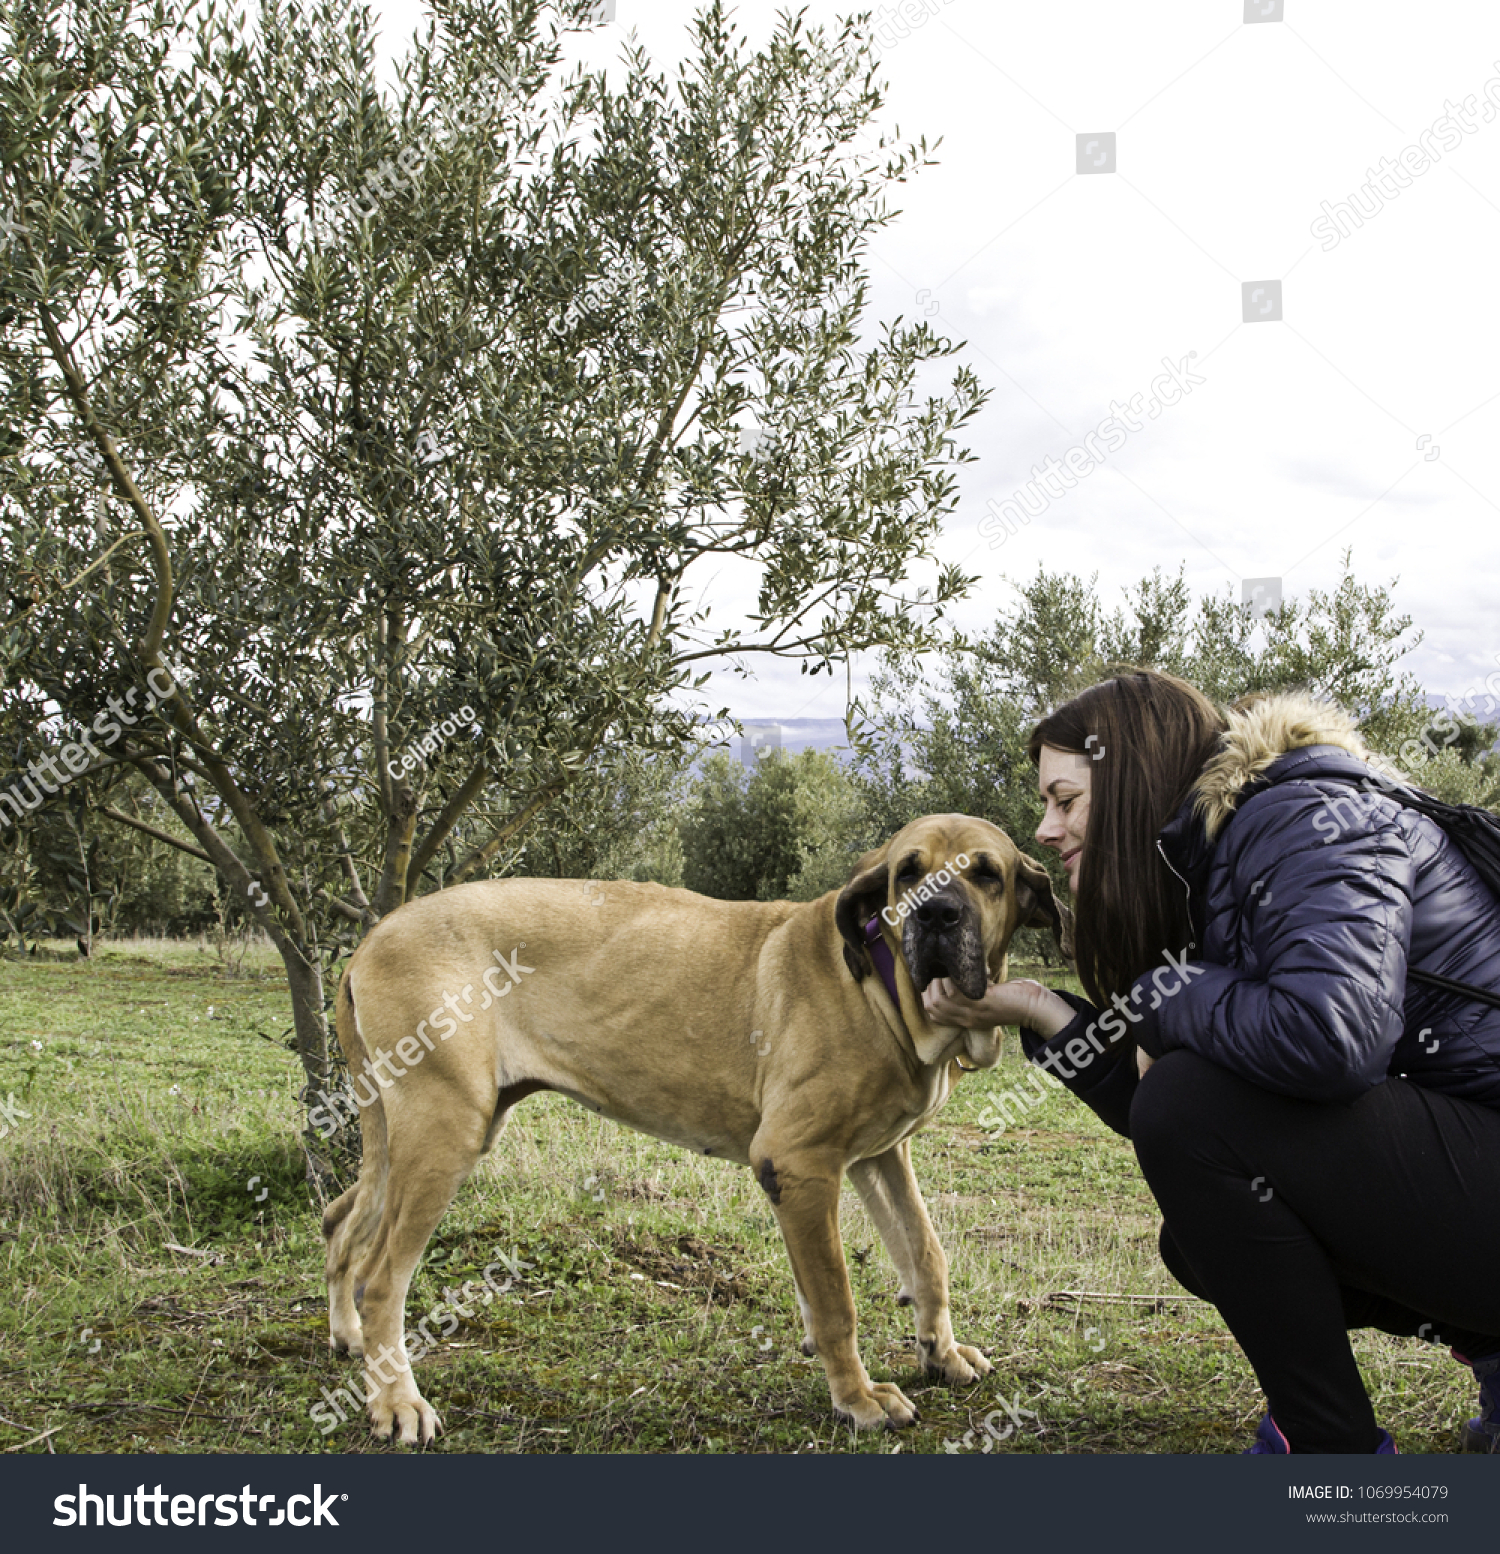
[923,669,1500,1454]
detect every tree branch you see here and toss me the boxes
[97,805,214,864]
[322,790,375,926]
[5,531,149,625]
[448,777,567,886]
[316,890,369,924]
[32,299,309,943]
[34,301,174,662]
[373,609,420,913]
[406,756,490,891]
[127,756,313,971]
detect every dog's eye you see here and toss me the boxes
[970,865,1002,885]
[896,863,921,882]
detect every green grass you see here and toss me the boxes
[0,940,1476,1454]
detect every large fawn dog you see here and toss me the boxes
[321,814,1068,1444]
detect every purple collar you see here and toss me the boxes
[863,916,900,1005]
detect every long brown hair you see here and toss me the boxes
[1027,670,1226,1007]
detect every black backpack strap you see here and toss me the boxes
[1407,967,1500,1013]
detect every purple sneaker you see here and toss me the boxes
[1453,1349,1500,1454]
[1243,1413,1396,1454]
[1244,1414,1291,1454]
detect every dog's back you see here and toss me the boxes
[339,877,824,1160]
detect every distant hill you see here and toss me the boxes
[1425,690,1499,720]
[715,696,1499,773]
[729,717,852,766]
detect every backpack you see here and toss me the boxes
[1325,774,1500,1012]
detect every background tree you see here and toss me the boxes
[679,746,865,902]
[510,743,689,887]
[4,766,219,946]
[0,0,986,1182]
[852,554,1500,950]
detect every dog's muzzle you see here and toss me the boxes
[900,890,988,1001]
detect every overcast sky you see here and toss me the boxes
[374,0,1500,726]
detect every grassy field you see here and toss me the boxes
[0,939,1476,1455]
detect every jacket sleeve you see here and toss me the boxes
[1019,991,1139,1138]
[1128,783,1415,1101]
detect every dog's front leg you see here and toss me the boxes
[751,1140,917,1430]
[847,1140,992,1386]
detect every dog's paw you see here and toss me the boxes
[919,1338,992,1385]
[833,1381,919,1430]
[369,1389,443,1448]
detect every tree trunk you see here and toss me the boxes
[279,938,342,1202]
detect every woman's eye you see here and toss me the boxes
[1059,796,1076,812]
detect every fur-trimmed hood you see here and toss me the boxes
[1192,691,1372,841]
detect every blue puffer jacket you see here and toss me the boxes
[1020,693,1500,1134]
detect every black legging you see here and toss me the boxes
[1130,1050,1500,1453]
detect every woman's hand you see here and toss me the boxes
[921,977,1076,1040]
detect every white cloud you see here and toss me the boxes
[372,0,1500,721]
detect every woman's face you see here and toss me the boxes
[1035,743,1091,894]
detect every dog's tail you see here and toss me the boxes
[322,965,389,1250]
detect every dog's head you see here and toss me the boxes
[834,814,1072,1060]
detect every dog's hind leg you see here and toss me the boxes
[323,1139,387,1356]
[323,975,388,1356]
[323,1184,367,1354]
[846,1139,991,1386]
[351,1106,489,1447]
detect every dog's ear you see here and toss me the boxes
[834,848,891,981]
[1015,853,1074,962]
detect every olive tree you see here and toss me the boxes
[853,554,1497,899]
[0,0,986,1180]
[679,745,866,902]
